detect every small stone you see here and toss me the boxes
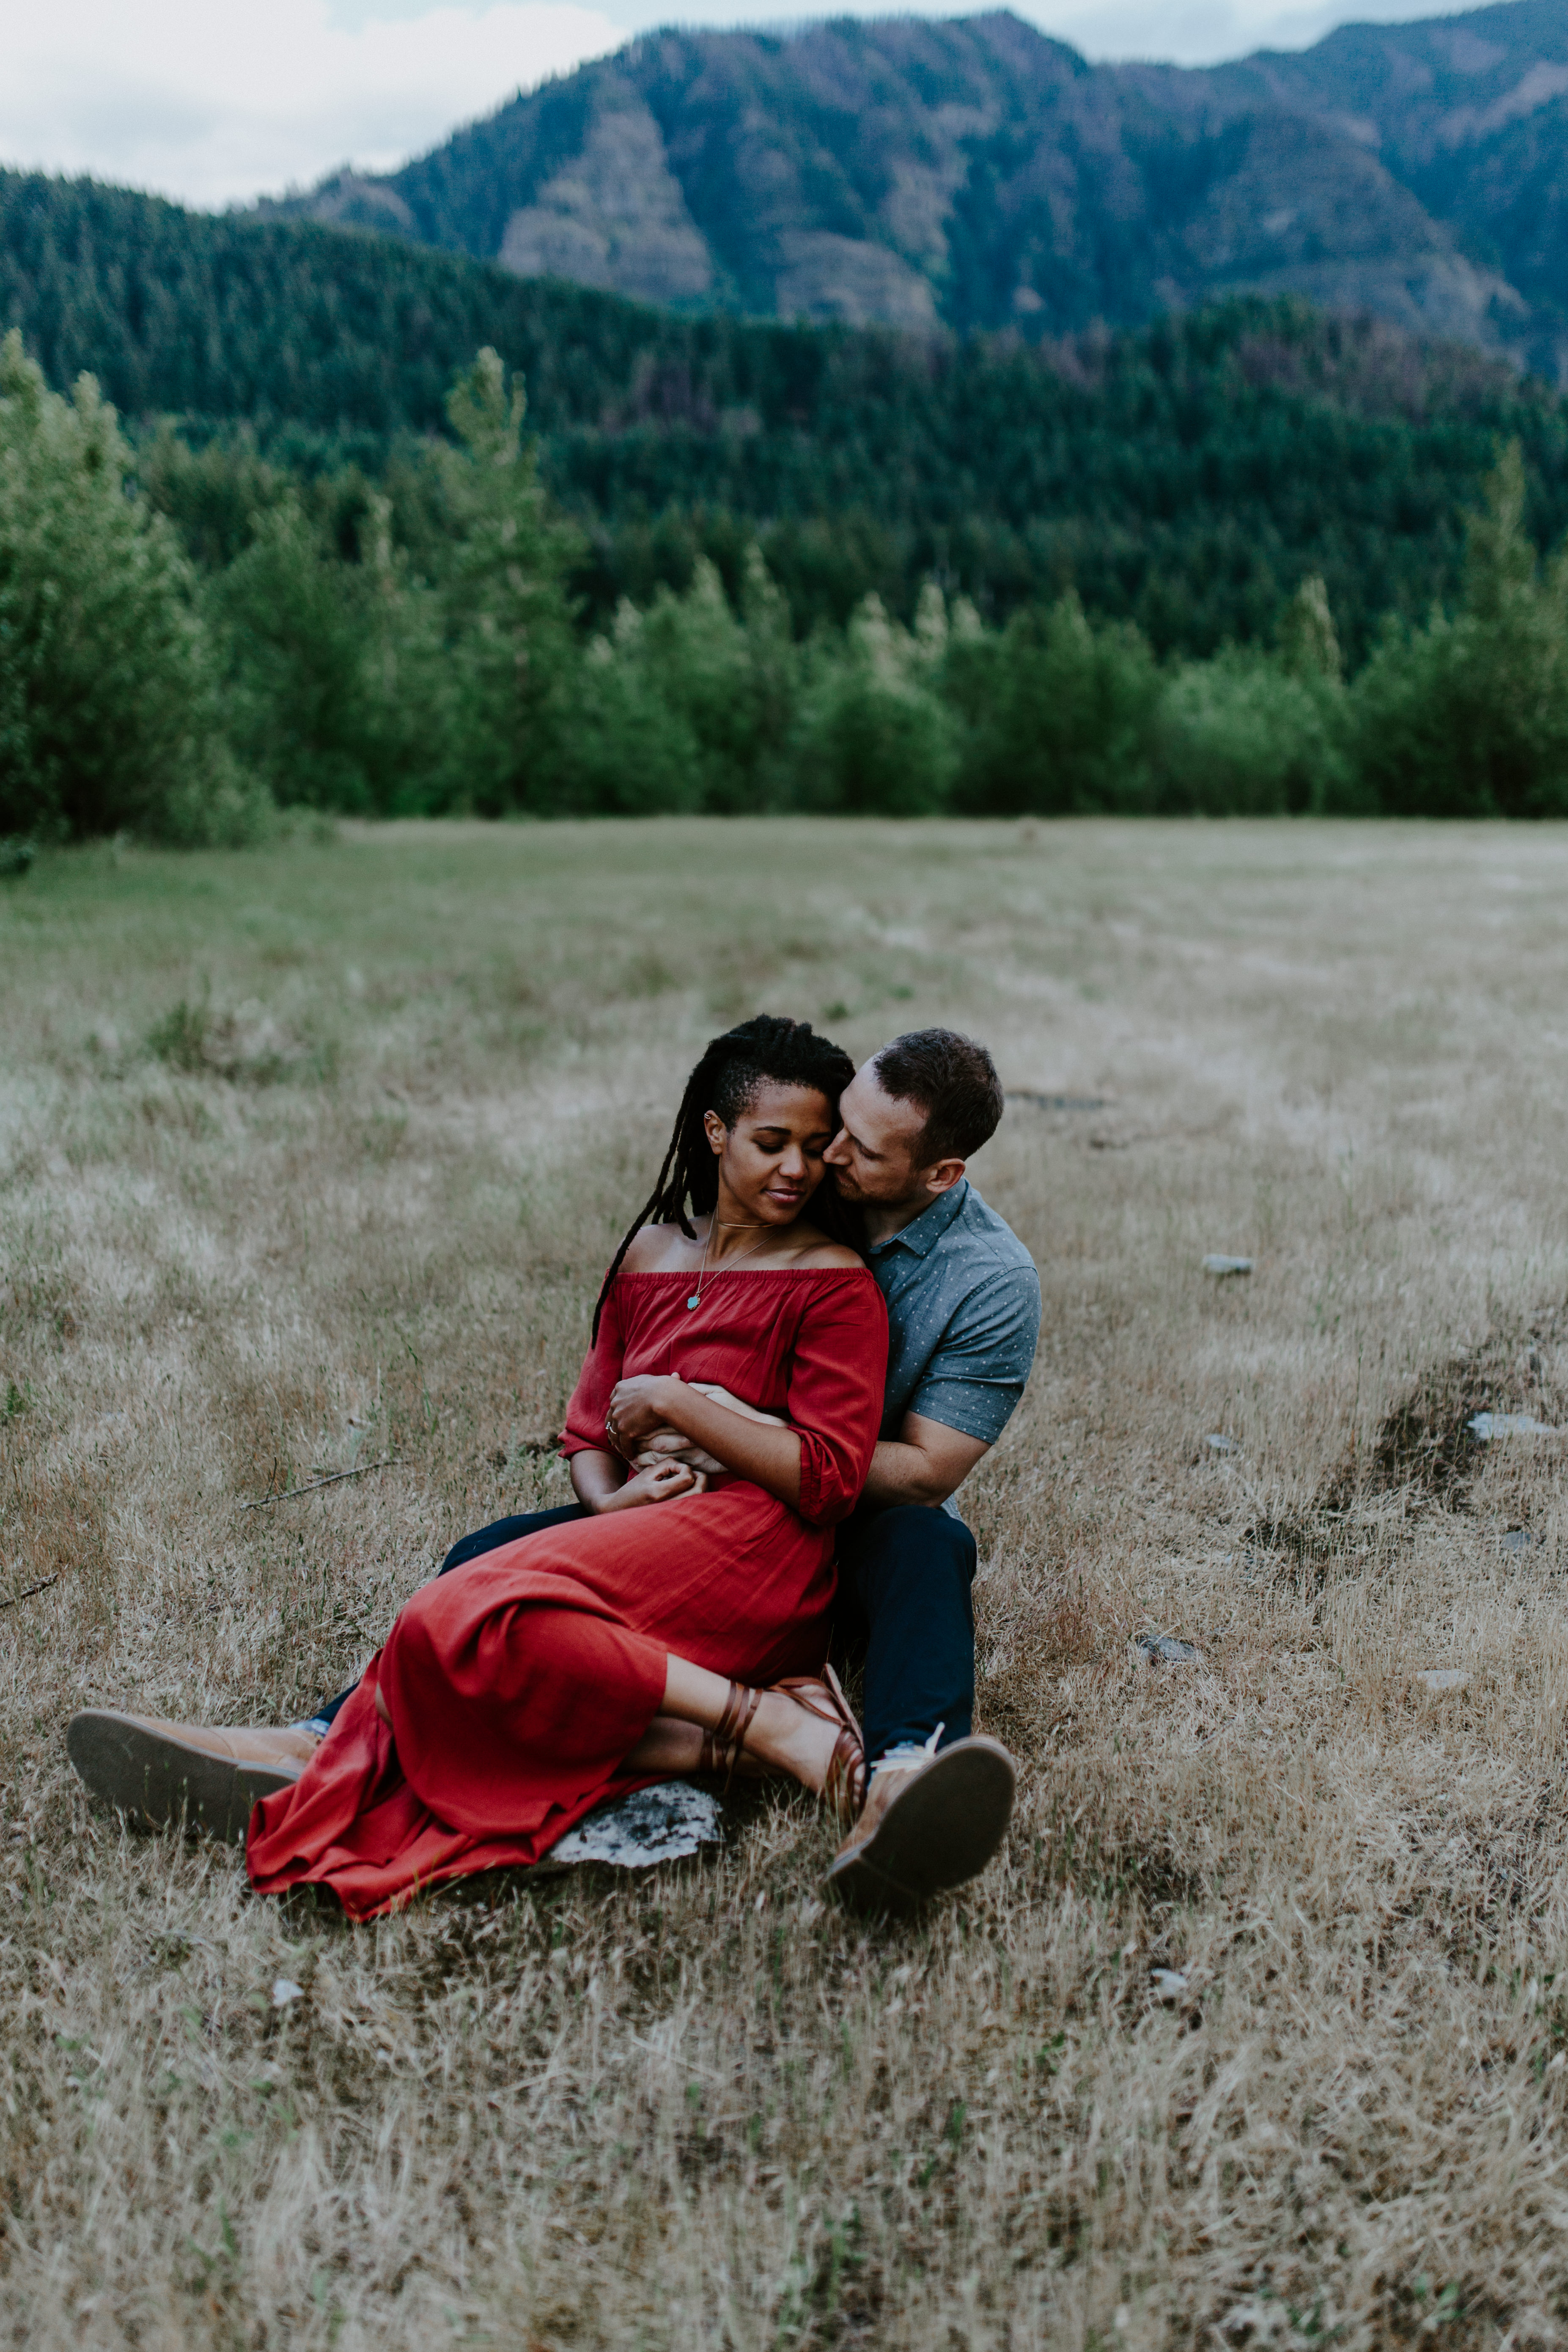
[1203,1254,1253,1277]
[1204,1433,1242,1456]
[1132,1634,1200,1666]
[1469,1412,1560,1441]
[1502,1528,1543,1553]
[1416,1669,1471,1694]
[271,1978,305,2007]
[1150,1968,1189,2003]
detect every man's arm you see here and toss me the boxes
[861,1411,990,1510]
[865,1252,1042,1509]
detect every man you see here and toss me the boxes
[68,1029,1042,1913]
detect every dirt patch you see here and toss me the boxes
[1244,1309,1567,1584]
[1349,1309,1565,1511]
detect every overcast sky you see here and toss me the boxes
[0,0,1477,211]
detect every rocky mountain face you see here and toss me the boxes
[279,2,1568,373]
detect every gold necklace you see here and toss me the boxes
[686,1219,773,1311]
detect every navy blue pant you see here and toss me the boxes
[312,1501,977,1759]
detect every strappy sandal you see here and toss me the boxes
[771,1664,867,1826]
[698,1680,765,1786]
[697,1666,867,1823]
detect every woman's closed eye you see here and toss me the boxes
[752,1128,834,1153]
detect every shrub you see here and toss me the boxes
[947,594,1162,815]
[789,587,959,815]
[1152,646,1351,815]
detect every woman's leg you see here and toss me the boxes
[625,1717,703,1772]
[378,1649,846,1795]
[651,1657,844,1795]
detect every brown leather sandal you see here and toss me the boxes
[698,1679,765,1787]
[771,1664,866,1825]
[696,1668,866,1821]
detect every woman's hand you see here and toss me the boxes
[593,1459,707,1513]
[604,1374,685,1454]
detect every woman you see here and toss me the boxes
[247,1015,889,1919]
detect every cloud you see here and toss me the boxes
[593,0,1480,68]
[1025,0,1476,65]
[0,0,621,210]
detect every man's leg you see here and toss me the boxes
[66,1503,590,1838]
[837,1502,978,1755]
[827,1504,1015,1914]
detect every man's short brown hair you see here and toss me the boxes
[871,1029,1005,1166]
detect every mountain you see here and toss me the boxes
[274,2,1568,374]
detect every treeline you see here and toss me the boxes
[4,328,1567,845]
[8,170,1568,659]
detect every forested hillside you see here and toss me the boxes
[276,2,1568,376]
[5,168,1568,660]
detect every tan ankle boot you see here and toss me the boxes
[827,1735,1016,1915]
[66,1711,318,1845]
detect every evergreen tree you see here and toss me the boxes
[436,349,582,813]
[793,585,961,815]
[1353,443,1568,818]
[0,331,251,842]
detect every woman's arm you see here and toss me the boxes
[559,1271,703,1513]
[608,1377,805,1509]
[571,1445,707,1514]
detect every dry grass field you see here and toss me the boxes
[3,816,1568,2351]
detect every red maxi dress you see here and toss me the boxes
[247,1264,888,1919]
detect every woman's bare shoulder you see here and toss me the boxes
[621,1221,695,1273]
[789,1237,867,1271]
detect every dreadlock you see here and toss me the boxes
[592,1014,860,1338]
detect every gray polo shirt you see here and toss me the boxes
[866,1178,1041,1509]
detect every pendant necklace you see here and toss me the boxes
[686,1219,774,1311]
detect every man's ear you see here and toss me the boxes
[922,1157,967,1199]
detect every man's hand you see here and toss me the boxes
[628,1383,788,1477]
[607,1375,805,1511]
[861,1411,990,1510]
[631,1434,729,1476]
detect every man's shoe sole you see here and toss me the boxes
[66,1711,297,1846]
[827,1736,1016,1916]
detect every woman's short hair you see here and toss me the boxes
[871,1029,1004,1166]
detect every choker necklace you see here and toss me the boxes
[687,1219,774,1311]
